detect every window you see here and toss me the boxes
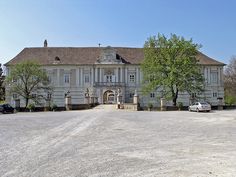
[31,94,37,99]
[85,75,89,83]
[129,93,134,98]
[210,72,218,83]
[150,93,155,98]
[47,93,52,99]
[106,75,112,82]
[13,94,17,99]
[48,76,52,83]
[213,92,218,97]
[105,54,112,60]
[64,74,70,84]
[129,74,135,82]
[191,93,197,98]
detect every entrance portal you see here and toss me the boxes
[103,90,115,104]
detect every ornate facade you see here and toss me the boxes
[5,43,225,108]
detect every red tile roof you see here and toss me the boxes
[5,47,225,66]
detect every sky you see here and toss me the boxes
[0,0,236,65]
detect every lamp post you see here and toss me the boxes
[65,90,71,111]
[85,88,90,108]
[45,91,51,111]
[116,88,123,109]
[160,89,166,111]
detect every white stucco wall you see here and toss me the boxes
[5,64,224,108]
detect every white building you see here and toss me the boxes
[5,43,225,109]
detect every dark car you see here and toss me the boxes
[0,104,15,114]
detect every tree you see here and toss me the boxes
[224,56,236,105]
[5,60,52,108]
[0,63,5,101]
[141,33,205,106]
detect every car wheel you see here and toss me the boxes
[196,108,199,112]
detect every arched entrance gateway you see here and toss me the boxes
[103,90,115,104]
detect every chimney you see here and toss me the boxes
[44,40,48,47]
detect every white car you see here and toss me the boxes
[189,102,211,112]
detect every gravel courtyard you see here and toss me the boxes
[0,108,236,177]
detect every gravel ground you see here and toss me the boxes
[0,108,236,177]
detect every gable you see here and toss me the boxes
[96,47,123,64]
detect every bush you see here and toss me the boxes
[225,95,236,105]
[177,102,183,110]
[148,103,153,111]
[27,103,35,112]
[51,103,57,111]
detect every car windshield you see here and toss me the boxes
[200,102,208,105]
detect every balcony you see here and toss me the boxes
[94,82,125,87]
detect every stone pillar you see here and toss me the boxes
[90,97,94,104]
[117,94,122,104]
[161,98,166,111]
[115,68,119,82]
[133,90,139,111]
[125,68,128,84]
[76,69,79,86]
[120,67,123,82]
[116,88,122,109]
[91,67,94,85]
[133,90,139,104]
[14,99,20,111]
[136,67,140,85]
[116,94,122,109]
[217,97,223,110]
[99,68,102,82]
[65,96,72,111]
[140,71,143,83]
[218,67,222,86]
[44,99,50,111]
[57,69,60,86]
[208,68,211,84]
[95,68,98,82]
[80,68,83,87]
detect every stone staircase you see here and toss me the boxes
[93,104,117,110]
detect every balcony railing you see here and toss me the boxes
[94,82,125,87]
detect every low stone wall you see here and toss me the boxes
[16,103,99,112]
[223,105,236,109]
[122,103,139,111]
[71,103,98,110]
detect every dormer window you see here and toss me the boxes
[55,56,60,61]
[53,56,61,64]
[96,46,123,64]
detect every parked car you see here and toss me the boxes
[189,102,211,112]
[0,104,15,114]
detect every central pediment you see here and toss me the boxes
[95,46,124,64]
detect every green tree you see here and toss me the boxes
[5,60,52,108]
[0,63,5,101]
[224,56,236,105]
[141,33,204,106]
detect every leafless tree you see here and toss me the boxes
[224,56,236,95]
